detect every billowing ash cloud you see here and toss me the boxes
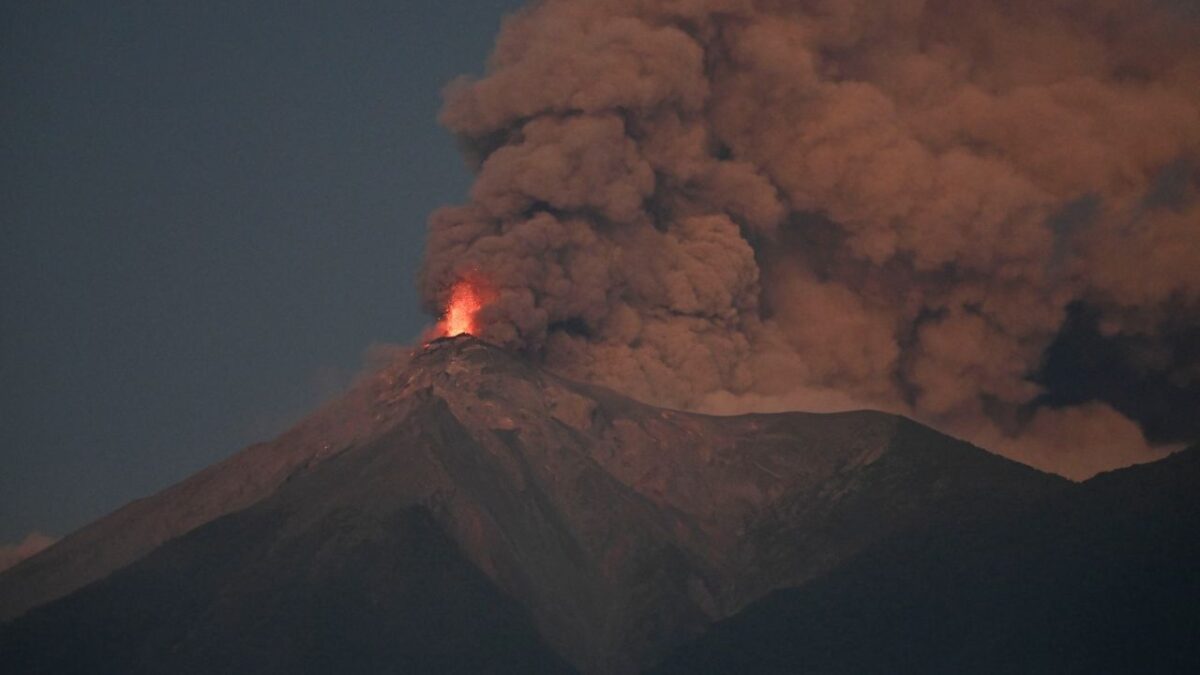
[420,0,1200,479]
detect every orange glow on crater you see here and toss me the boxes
[441,278,488,337]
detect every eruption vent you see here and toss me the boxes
[440,278,487,338]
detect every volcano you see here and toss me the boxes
[1,337,1197,673]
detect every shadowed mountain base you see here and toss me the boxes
[1,338,1195,673]
[651,447,1200,674]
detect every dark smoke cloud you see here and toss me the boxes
[421,0,1200,479]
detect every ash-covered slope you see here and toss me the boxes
[2,336,1066,674]
[651,444,1200,674]
[0,361,410,623]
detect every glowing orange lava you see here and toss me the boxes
[441,279,486,337]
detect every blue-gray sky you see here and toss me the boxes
[1,0,524,543]
[5,0,1200,546]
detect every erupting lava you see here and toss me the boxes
[441,279,487,337]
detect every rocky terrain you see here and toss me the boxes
[2,336,1194,673]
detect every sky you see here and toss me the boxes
[1,0,525,543]
[3,0,1198,547]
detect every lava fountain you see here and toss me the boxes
[440,278,488,337]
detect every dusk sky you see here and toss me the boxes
[4,0,1199,547]
[1,0,524,543]
[2,2,1198,671]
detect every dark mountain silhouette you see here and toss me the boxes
[1,337,1193,673]
[651,445,1200,674]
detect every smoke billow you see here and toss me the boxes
[420,0,1200,479]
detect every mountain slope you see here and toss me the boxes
[0,363,410,622]
[650,445,1200,674]
[1,500,575,675]
[1,337,1071,673]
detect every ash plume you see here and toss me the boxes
[420,0,1200,479]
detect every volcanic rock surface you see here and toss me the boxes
[650,444,1200,674]
[2,336,1194,673]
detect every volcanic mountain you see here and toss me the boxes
[1,336,1196,673]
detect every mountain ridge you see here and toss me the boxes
[650,441,1200,674]
[6,336,1179,674]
